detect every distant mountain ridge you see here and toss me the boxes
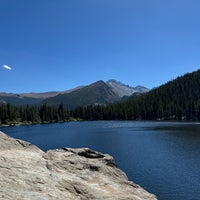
[0,80,149,107]
[107,79,149,97]
[0,93,43,106]
[42,80,121,109]
[0,86,85,106]
[104,69,200,120]
[69,69,200,121]
[20,86,84,99]
[42,80,149,108]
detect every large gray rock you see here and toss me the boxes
[0,131,157,200]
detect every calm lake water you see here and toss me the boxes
[1,121,200,200]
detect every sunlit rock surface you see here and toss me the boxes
[0,131,157,200]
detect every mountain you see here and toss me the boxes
[43,80,120,109]
[42,80,149,108]
[106,80,149,97]
[0,93,43,106]
[0,86,84,106]
[74,69,200,120]
[20,86,84,99]
[0,80,148,108]
[123,69,200,120]
[132,69,200,120]
[134,85,150,93]
[20,91,61,99]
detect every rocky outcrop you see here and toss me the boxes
[0,131,157,200]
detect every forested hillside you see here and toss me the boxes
[72,69,200,120]
[1,69,200,125]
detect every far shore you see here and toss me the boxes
[0,118,83,128]
[1,118,197,128]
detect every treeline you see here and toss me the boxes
[0,103,71,125]
[2,70,200,124]
[72,70,200,121]
[71,94,200,121]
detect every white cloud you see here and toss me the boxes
[3,65,12,70]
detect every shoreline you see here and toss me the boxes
[0,118,83,128]
[1,118,199,128]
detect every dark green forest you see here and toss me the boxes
[72,69,200,121]
[0,103,71,125]
[1,69,200,125]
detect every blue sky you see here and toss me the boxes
[1,0,200,93]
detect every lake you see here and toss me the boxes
[1,121,200,200]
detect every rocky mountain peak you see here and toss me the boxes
[0,79,149,107]
[106,79,149,97]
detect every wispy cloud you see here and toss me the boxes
[3,65,12,70]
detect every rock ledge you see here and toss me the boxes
[0,131,157,200]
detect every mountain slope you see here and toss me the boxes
[20,91,61,99]
[0,87,84,106]
[119,69,200,120]
[21,86,84,99]
[43,80,120,108]
[72,69,200,121]
[0,93,43,106]
[0,80,148,107]
[106,80,149,97]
